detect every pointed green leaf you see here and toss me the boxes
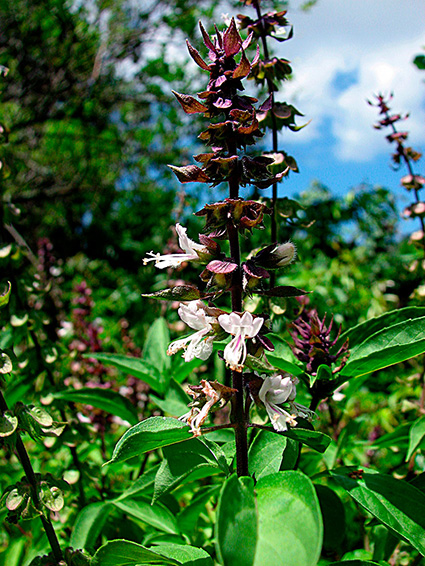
[248,430,288,480]
[340,316,425,379]
[153,438,228,502]
[150,379,190,417]
[143,317,171,374]
[407,415,425,461]
[52,387,138,425]
[332,468,425,555]
[0,411,18,437]
[315,485,346,553]
[153,543,213,566]
[107,417,192,465]
[112,495,179,534]
[267,334,306,377]
[91,540,179,566]
[282,427,331,453]
[336,306,425,351]
[177,486,220,536]
[0,281,11,308]
[70,501,112,552]
[85,353,167,394]
[216,475,257,566]
[254,471,323,566]
[329,561,381,566]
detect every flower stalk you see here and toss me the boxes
[144,16,311,478]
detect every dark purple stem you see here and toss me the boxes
[0,391,63,563]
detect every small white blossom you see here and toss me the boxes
[167,301,215,362]
[258,373,315,432]
[143,224,205,269]
[218,311,264,372]
[259,374,297,432]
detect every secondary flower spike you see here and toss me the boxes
[167,300,216,362]
[143,224,205,269]
[218,311,264,372]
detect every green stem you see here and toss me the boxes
[0,392,64,563]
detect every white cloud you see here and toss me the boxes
[277,0,425,162]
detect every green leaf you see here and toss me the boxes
[0,411,18,437]
[85,353,167,395]
[150,379,190,417]
[91,540,179,566]
[216,475,257,566]
[70,501,112,552]
[106,417,192,466]
[0,281,11,308]
[0,352,12,374]
[153,543,213,566]
[51,387,138,425]
[407,415,425,461]
[143,317,171,374]
[40,485,63,512]
[266,334,306,377]
[413,54,425,70]
[248,430,288,480]
[282,427,332,453]
[253,471,323,566]
[332,468,425,555]
[329,561,381,565]
[154,438,228,502]
[112,495,179,534]
[142,286,201,302]
[177,486,220,536]
[315,485,346,553]
[336,306,425,350]
[340,316,425,379]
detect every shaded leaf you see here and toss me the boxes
[70,501,112,552]
[84,353,167,394]
[142,286,201,302]
[52,387,138,425]
[112,496,179,534]
[406,415,425,461]
[257,285,307,298]
[153,437,228,502]
[216,475,257,566]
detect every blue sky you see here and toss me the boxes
[267,0,425,210]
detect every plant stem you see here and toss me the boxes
[0,391,64,563]
[227,140,249,477]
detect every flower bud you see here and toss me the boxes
[252,241,296,269]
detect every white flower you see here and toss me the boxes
[218,311,264,372]
[259,374,299,432]
[143,224,205,269]
[167,301,215,362]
